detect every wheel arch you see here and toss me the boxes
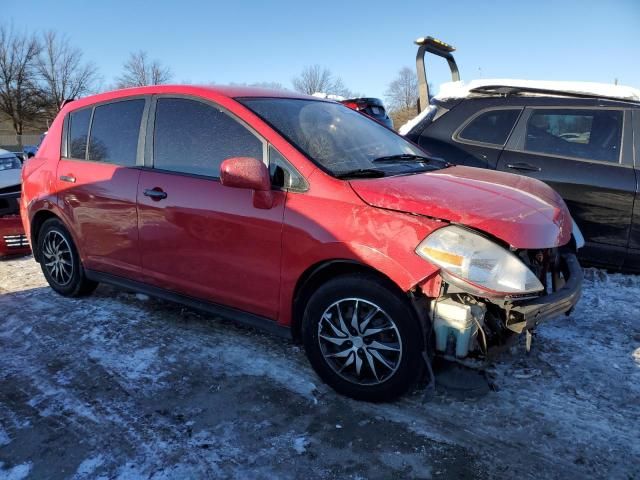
[290,259,417,342]
[30,210,63,262]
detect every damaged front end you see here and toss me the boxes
[416,226,583,362]
[0,184,30,258]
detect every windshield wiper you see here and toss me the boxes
[335,168,386,179]
[372,154,442,163]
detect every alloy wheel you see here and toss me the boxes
[317,298,403,386]
[42,230,74,286]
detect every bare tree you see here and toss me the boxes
[292,65,353,97]
[37,31,99,115]
[331,77,356,98]
[384,67,418,112]
[0,25,41,143]
[116,51,172,88]
[292,65,332,94]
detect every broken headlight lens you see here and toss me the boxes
[416,225,544,295]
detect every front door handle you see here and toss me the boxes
[143,188,167,200]
[506,162,542,172]
[59,175,76,183]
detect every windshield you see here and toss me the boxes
[0,153,22,171]
[239,98,445,177]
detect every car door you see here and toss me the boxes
[624,108,640,271]
[416,103,522,170]
[137,96,285,319]
[56,98,148,277]
[497,106,635,268]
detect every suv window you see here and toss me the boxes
[68,108,92,159]
[88,100,145,166]
[524,109,623,163]
[154,98,263,177]
[458,109,521,145]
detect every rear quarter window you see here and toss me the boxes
[457,109,521,146]
[87,99,145,166]
[68,108,92,159]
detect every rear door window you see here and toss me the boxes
[458,109,521,146]
[153,98,264,178]
[87,99,145,166]
[524,109,623,163]
[68,108,92,159]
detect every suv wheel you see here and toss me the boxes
[37,218,98,297]
[302,273,423,402]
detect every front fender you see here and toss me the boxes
[277,202,444,326]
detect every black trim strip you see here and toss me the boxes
[508,253,583,328]
[84,269,292,339]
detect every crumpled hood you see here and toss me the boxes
[349,166,572,249]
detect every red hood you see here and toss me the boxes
[349,166,572,249]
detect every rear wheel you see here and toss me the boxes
[302,273,423,402]
[37,218,98,297]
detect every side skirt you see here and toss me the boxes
[85,269,292,340]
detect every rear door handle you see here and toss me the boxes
[506,162,542,172]
[143,188,167,200]
[59,175,76,183]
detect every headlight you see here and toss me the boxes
[416,225,544,295]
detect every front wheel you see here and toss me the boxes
[37,218,98,297]
[302,274,424,402]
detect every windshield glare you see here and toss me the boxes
[0,154,21,171]
[239,98,432,176]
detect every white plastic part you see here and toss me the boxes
[572,218,585,250]
[431,298,485,358]
[416,226,544,295]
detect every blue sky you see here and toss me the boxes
[5,0,640,99]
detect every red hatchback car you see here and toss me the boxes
[21,85,583,401]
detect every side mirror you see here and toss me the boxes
[27,151,35,159]
[220,157,273,209]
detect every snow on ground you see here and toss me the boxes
[0,462,31,480]
[0,256,639,479]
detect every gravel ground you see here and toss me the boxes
[0,255,639,479]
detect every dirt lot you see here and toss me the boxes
[1,256,639,479]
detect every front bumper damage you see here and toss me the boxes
[0,215,31,257]
[430,252,582,360]
[0,185,31,257]
[503,253,582,334]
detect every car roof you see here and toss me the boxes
[433,79,640,107]
[62,84,322,113]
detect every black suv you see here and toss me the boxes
[404,37,640,272]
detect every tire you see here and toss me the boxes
[37,218,98,297]
[302,273,424,402]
